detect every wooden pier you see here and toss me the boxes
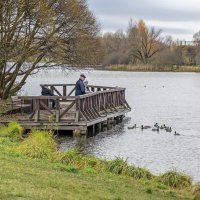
[1,84,131,137]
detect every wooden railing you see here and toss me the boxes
[40,84,117,97]
[19,96,76,123]
[19,85,130,123]
[75,88,130,122]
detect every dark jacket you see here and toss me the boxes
[75,79,86,96]
[41,87,53,96]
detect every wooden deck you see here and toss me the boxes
[0,84,131,136]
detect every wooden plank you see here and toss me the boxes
[80,110,90,121]
[56,100,60,123]
[39,100,53,114]
[86,109,130,126]
[60,101,76,119]
[68,87,76,96]
[52,86,62,96]
[19,96,75,100]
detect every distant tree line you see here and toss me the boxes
[99,19,200,67]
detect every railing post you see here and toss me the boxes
[63,85,67,96]
[56,99,60,123]
[34,99,40,122]
[75,98,80,122]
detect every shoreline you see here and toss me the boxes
[95,65,200,73]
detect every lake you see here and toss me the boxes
[22,70,200,182]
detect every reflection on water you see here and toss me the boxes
[23,70,200,182]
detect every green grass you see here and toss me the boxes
[0,153,192,200]
[0,122,197,199]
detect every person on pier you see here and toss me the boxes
[41,86,56,109]
[75,74,86,96]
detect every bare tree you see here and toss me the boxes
[127,20,162,64]
[0,0,100,99]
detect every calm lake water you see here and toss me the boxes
[22,70,200,182]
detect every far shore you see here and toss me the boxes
[96,65,200,72]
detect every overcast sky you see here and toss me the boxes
[87,0,200,40]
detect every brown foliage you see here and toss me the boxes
[0,0,100,99]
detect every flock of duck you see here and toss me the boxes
[128,123,180,136]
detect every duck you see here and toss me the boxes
[160,124,166,129]
[154,123,158,127]
[128,124,136,129]
[141,125,152,130]
[152,127,159,132]
[174,131,180,136]
[143,125,151,129]
[165,127,172,132]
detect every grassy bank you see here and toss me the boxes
[0,122,200,200]
[102,65,200,72]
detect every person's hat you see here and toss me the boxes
[80,73,86,78]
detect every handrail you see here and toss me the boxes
[39,84,121,97]
[76,88,125,99]
[40,84,117,89]
[19,96,75,100]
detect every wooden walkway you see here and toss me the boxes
[1,84,131,136]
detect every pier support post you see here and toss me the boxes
[96,123,102,134]
[103,121,108,132]
[73,129,88,138]
[107,118,113,130]
[115,116,121,124]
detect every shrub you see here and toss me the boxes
[106,157,128,175]
[18,130,57,159]
[192,184,200,195]
[106,157,153,180]
[0,121,23,141]
[50,150,81,165]
[158,171,192,189]
[122,165,153,180]
[50,150,106,171]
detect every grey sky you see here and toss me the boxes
[87,0,200,40]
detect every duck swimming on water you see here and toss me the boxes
[154,123,158,127]
[165,127,172,132]
[128,124,136,129]
[160,124,166,129]
[141,125,151,130]
[174,131,180,136]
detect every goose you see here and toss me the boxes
[128,124,136,129]
[174,131,180,136]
